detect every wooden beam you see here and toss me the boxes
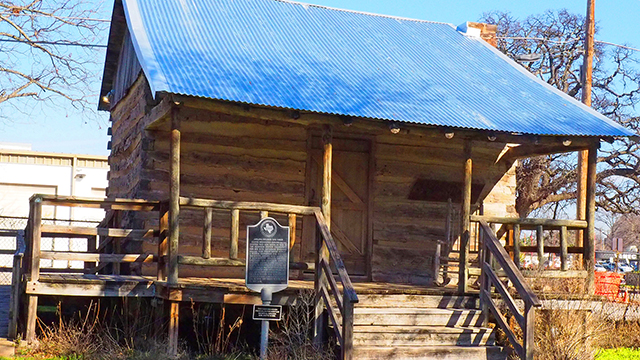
[8,252,23,340]
[178,255,244,267]
[521,270,588,279]
[25,280,155,297]
[505,245,584,254]
[36,195,160,211]
[321,125,332,229]
[168,301,179,356]
[470,215,587,229]
[560,226,569,271]
[41,225,156,239]
[169,106,181,285]
[40,252,156,263]
[459,140,472,294]
[158,204,168,281]
[536,225,544,271]
[28,198,42,282]
[584,142,598,294]
[513,224,521,269]
[202,207,212,259]
[177,95,597,149]
[26,295,38,344]
[180,197,317,215]
[230,209,239,259]
[315,124,332,346]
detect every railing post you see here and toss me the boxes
[560,226,568,271]
[158,203,169,281]
[523,302,535,360]
[202,207,212,259]
[230,209,239,259]
[536,225,544,270]
[479,227,489,327]
[26,195,43,343]
[584,142,598,294]
[314,225,327,346]
[513,224,521,270]
[342,299,354,360]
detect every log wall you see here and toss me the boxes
[108,76,514,282]
[370,134,509,284]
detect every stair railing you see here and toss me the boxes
[477,220,541,360]
[314,210,359,360]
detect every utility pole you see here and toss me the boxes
[577,0,595,246]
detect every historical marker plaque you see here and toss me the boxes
[253,304,282,321]
[245,217,290,294]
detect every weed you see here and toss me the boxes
[267,290,333,360]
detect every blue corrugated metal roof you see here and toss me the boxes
[115,0,634,137]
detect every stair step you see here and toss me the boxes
[352,345,508,360]
[353,308,484,327]
[356,294,480,309]
[353,325,495,346]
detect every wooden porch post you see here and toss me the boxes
[314,125,332,345]
[168,105,181,355]
[584,141,598,294]
[458,141,472,294]
[26,196,43,343]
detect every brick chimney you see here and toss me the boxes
[458,22,498,48]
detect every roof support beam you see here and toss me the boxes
[459,140,472,294]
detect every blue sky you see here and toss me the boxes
[1,0,638,156]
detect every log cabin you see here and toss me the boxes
[14,1,635,359]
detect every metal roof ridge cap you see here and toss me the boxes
[273,0,452,26]
[121,0,169,98]
[470,33,635,137]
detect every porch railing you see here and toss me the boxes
[477,220,542,360]
[314,210,358,360]
[471,215,588,277]
[21,195,358,358]
[176,197,358,360]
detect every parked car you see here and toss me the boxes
[595,264,607,272]
[618,263,635,273]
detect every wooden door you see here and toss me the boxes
[305,136,371,276]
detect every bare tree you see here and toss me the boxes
[0,1,108,117]
[481,10,640,217]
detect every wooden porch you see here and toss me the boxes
[10,189,600,360]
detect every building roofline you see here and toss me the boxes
[0,149,108,162]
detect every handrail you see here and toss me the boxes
[314,210,358,360]
[179,196,318,215]
[478,220,541,360]
[470,215,587,229]
[472,215,586,272]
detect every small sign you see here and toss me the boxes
[253,304,282,321]
[246,217,290,293]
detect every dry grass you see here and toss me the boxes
[267,290,333,360]
[190,301,245,357]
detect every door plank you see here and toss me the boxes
[312,155,363,205]
[331,220,363,256]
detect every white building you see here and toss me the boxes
[0,144,108,272]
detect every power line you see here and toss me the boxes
[497,36,640,52]
[0,11,110,23]
[0,38,107,48]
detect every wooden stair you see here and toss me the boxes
[337,293,508,360]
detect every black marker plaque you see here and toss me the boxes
[253,305,282,321]
[245,217,290,293]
